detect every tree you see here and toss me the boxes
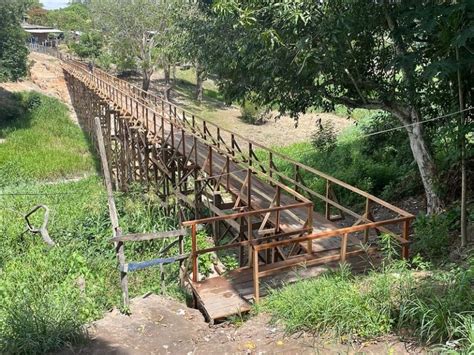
[171,3,210,101]
[27,6,49,25]
[69,31,102,59]
[91,0,176,92]
[209,0,474,214]
[0,0,30,82]
[45,3,92,32]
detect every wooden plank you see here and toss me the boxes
[110,228,187,242]
[190,276,251,321]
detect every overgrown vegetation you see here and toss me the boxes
[262,259,473,352]
[0,92,95,186]
[239,99,268,125]
[0,92,204,353]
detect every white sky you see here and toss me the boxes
[42,0,69,10]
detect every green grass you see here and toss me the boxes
[0,91,95,186]
[261,260,474,351]
[0,92,200,353]
[254,114,418,210]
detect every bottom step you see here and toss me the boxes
[190,276,251,322]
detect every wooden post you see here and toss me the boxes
[295,165,300,193]
[247,168,252,210]
[249,142,253,166]
[208,146,213,177]
[269,152,273,183]
[94,117,128,307]
[239,217,245,266]
[402,220,410,259]
[341,233,348,262]
[306,204,313,254]
[364,198,371,243]
[247,214,253,266]
[325,180,331,220]
[275,186,281,233]
[253,247,259,303]
[191,224,198,282]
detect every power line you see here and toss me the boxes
[359,106,473,139]
[289,106,474,156]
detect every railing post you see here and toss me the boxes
[295,165,300,193]
[182,129,186,157]
[231,134,235,157]
[341,233,348,262]
[275,185,281,233]
[247,168,252,210]
[269,152,273,182]
[253,247,259,303]
[402,219,410,259]
[249,142,253,166]
[225,156,230,190]
[247,214,253,267]
[306,204,313,254]
[325,180,331,220]
[208,146,213,177]
[364,198,372,243]
[192,224,198,282]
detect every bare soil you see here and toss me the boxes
[125,70,352,147]
[59,294,421,355]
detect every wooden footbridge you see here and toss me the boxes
[31,45,414,323]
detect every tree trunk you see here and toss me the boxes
[195,64,204,103]
[405,118,443,214]
[164,64,170,85]
[172,64,176,84]
[142,69,152,92]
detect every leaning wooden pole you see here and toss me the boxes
[94,117,129,307]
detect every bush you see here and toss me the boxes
[239,100,269,125]
[412,213,452,261]
[311,120,337,152]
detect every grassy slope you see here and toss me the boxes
[0,92,95,185]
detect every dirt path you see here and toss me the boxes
[60,294,420,355]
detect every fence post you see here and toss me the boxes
[341,233,348,262]
[192,224,198,282]
[402,219,410,259]
[253,247,259,303]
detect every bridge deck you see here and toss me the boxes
[161,116,361,252]
[190,250,376,322]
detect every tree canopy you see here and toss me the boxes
[206,0,474,213]
[0,0,31,82]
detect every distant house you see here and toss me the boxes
[21,23,64,46]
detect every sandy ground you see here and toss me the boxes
[59,294,421,355]
[125,71,352,148]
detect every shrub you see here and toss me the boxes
[239,100,269,125]
[412,213,452,261]
[311,120,337,152]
